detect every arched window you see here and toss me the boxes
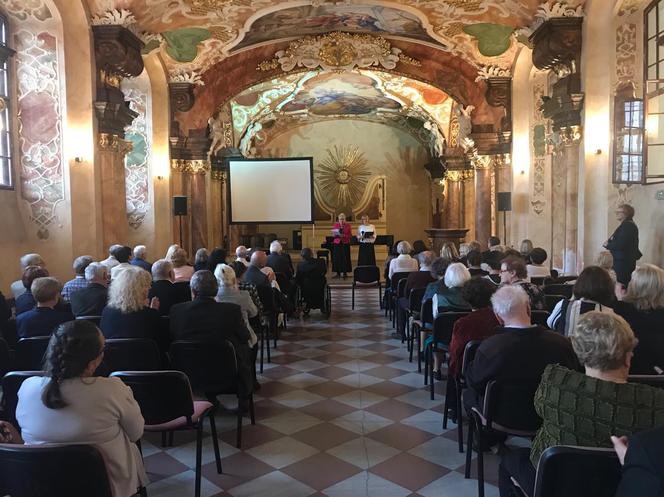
[0,13,12,189]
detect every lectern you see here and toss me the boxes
[425,229,469,255]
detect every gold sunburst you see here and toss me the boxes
[316,146,371,211]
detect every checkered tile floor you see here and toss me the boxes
[144,289,501,497]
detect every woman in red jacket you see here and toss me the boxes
[332,213,352,278]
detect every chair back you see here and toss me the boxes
[74,315,101,326]
[460,340,481,380]
[533,445,621,497]
[1,371,44,428]
[353,265,380,285]
[0,337,11,378]
[530,277,551,287]
[531,310,551,328]
[555,275,578,284]
[15,337,50,371]
[544,294,565,313]
[628,374,664,388]
[97,338,161,376]
[408,288,426,312]
[169,340,239,396]
[483,379,542,435]
[432,312,469,345]
[0,444,113,497]
[274,272,290,291]
[420,299,434,327]
[390,272,410,292]
[544,284,573,298]
[396,278,408,299]
[110,370,194,425]
[256,284,276,312]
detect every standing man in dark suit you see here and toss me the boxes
[605,203,641,287]
[70,262,109,317]
[170,271,253,397]
[148,259,190,316]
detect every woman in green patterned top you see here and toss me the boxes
[498,311,664,497]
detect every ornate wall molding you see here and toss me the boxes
[615,23,637,92]
[98,133,133,154]
[256,32,421,73]
[169,82,197,113]
[170,159,211,174]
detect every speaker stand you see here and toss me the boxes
[176,214,183,247]
[502,211,507,246]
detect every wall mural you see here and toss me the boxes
[15,30,64,239]
[231,4,443,52]
[122,78,151,230]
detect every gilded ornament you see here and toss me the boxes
[316,146,371,211]
[170,159,211,174]
[98,133,132,154]
[560,125,582,145]
[0,97,6,112]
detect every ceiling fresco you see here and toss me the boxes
[80,0,586,76]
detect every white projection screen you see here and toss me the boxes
[228,158,314,224]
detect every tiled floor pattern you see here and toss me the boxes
[144,289,501,497]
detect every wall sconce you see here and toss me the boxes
[73,157,84,164]
[157,175,164,180]
[595,149,602,155]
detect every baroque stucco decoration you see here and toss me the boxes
[256,32,421,73]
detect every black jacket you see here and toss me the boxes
[267,252,293,279]
[100,306,167,350]
[606,220,641,262]
[616,427,664,497]
[16,307,74,339]
[614,301,664,374]
[69,283,108,317]
[148,280,191,316]
[243,265,271,290]
[169,297,250,347]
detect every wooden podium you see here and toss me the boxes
[425,228,469,255]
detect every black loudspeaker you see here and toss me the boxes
[293,230,302,251]
[497,192,512,212]
[173,196,188,216]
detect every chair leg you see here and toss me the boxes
[423,345,429,385]
[249,395,256,425]
[266,323,271,363]
[259,326,265,374]
[430,347,435,400]
[477,426,485,497]
[136,439,143,456]
[352,285,355,310]
[378,284,382,309]
[456,380,464,454]
[161,431,167,447]
[139,485,148,497]
[236,406,243,449]
[416,328,422,373]
[465,414,474,479]
[408,322,414,363]
[442,376,451,429]
[168,431,174,447]
[208,412,222,474]
[195,423,203,497]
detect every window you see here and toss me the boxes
[0,14,12,189]
[613,98,644,183]
[642,1,664,184]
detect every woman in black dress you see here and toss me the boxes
[357,214,376,266]
[604,204,641,286]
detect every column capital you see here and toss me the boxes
[170,159,211,175]
[98,133,132,155]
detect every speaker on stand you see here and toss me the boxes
[173,196,188,247]
[497,192,512,246]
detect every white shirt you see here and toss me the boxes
[110,262,132,280]
[388,254,419,279]
[101,256,119,270]
[11,279,26,299]
[235,257,250,267]
[18,376,147,497]
[527,264,551,279]
[357,224,376,243]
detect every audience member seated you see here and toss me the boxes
[165,244,179,259]
[244,251,271,292]
[16,320,147,497]
[109,245,132,280]
[403,251,436,298]
[235,246,250,268]
[215,264,258,346]
[169,247,194,283]
[547,266,615,335]
[432,263,472,317]
[422,257,450,303]
[148,259,190,316]
[596,250,618,284]
[412,239,428,255]
[11,253,45,299]
[440,242,459,263]
[100,266,166,349]
[526,247,551,279]
[383,241,401,281]
[193,248,208,272]
[100,244,122,270]
[15,265,49,316]
[267,241,293,278]
[170,270,253,396]
[499,256,545,310]
[466,250,488,277]
[464,285,579,416]
[130,245,152,272]
[70,262,109,318]
[483,251,504,285]
[459,240,481,266]
[388,241,419,280]
[61,255,92,303]
[295,248,327,311]
[206,247,228,272]
[613,427,664,497]
[16,277,73,338]
[232,261,264,318]
[614,264,664,374]
[481,236,502,262]
[519,239,534,261]
[498,312,664,497]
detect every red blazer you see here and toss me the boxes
[448,306,499,377]
[332,222,352,245]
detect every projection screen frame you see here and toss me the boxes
[227,157,315,225]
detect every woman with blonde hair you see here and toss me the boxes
[214,264,258,347]
[440,242,459,262]
[100,266,166,349]
[614,264,664,374]
[169,247,194,282]
[596,250,618,283]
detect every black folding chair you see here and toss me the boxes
[386,271,409,321]
[425,312,469,399]
[96,338,162,376]
[111,370,221,497]
[352,266,382,310]
[393,278,408,330]
[628,374,664,388]
[14,336,50,371]
[544,294,565,313]
[411,298,433,373]
[465,379,543,497]
[531,310,551,329]
[555,275,578,284]
[0,337,12,378]
[543,284,573,299]
[75,315,102,326]
[0,444,116,497]
[169,340,255,448]
[255,284,276,364]
[1,370,44,428]
[405,287,426,362]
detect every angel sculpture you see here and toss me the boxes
[207,115,225,159]
[455,104,475,143]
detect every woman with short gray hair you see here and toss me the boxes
[214,264,258,346]
[388,240,419,280]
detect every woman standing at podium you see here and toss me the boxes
[332,213,352,278]
[357,214,376,266]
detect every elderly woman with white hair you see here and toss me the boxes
[215,264,258,347]
[100,266,166,349]
[388,240,419,280]
[499,311,664,497]
[432,263,472,318]
[11,253,45,299]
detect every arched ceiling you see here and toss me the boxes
[83,0,586,76]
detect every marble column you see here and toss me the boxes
[443,173,463,229]
[473,156,493,247]
[190,168,209,253]
[98,133,131,248]
[210,171,224,249]
[562,128,580,275]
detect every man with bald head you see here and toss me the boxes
[243,250,273,311]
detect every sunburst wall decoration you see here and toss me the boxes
[316,146,371,213]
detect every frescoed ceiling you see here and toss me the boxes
[81,0,586,77]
